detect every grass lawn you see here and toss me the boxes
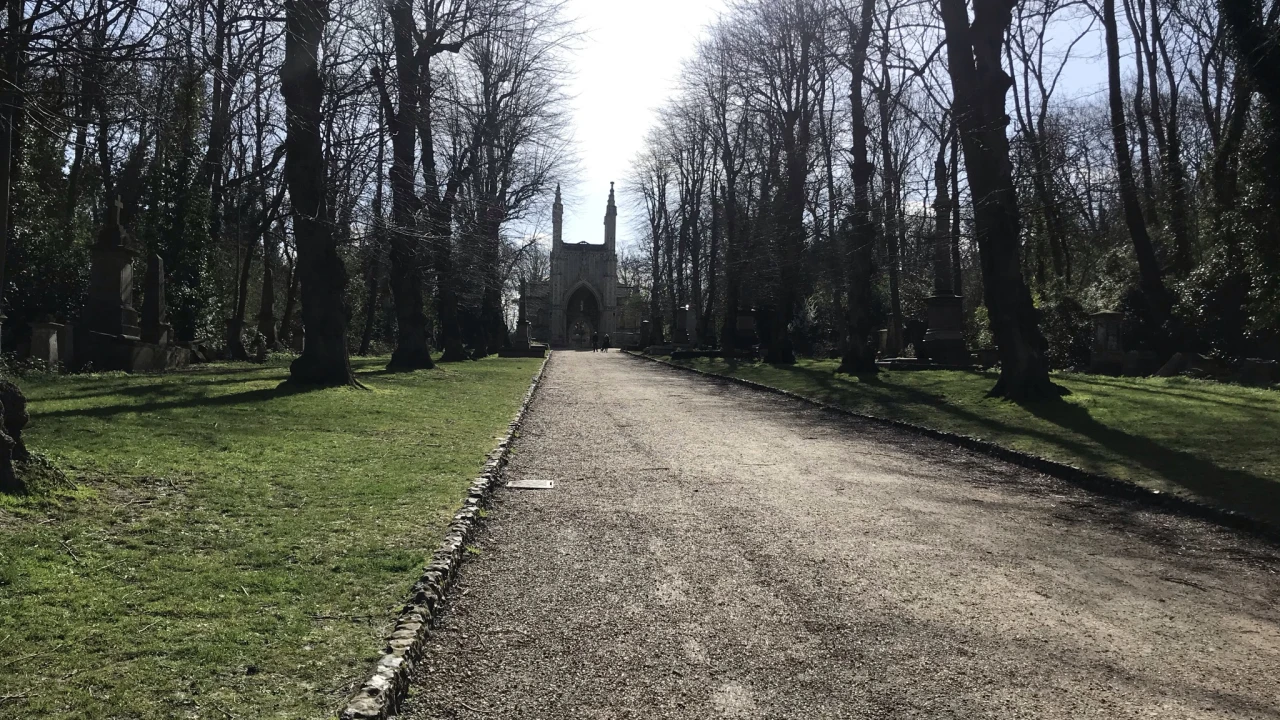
[0,355,541,719]
[662,356,1280,527]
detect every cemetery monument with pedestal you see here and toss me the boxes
[75,198,190,372]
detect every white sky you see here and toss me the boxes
[557,0,726,251]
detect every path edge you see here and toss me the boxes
[627,351,1279,542]
[339,352,552,720]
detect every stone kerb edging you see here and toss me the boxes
[626,351,1280,543]
[339,353,551,720]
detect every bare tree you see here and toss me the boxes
[940,0,1059,398]
[282,0,355,385]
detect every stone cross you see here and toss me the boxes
[96,195,132,250]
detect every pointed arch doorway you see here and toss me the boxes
[565,283,601,349]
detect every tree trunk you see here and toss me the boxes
[281,0,354,386]
[1150,1,1192,275]
[478,209,506,356]
[950,128,963,296]
[258,227,278,349]
[279,245,299,346]
[703,183,720,337]
[1123,0,1160,222]
[1210,71,1252,224]
[837,0,878,375]
[876,33,903,356]
[377,0,434,370]
[940,0,1059,399]
[359,248,382,356]
[719,175,740,353]
[229,230,255,361]
[1104,0,1171,322]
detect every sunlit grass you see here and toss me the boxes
[0,355,540,719]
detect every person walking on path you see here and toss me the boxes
[602,334,611,352]
[591,331,599,352]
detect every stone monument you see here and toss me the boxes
[920,186,968,366]
[140,254,171,345]
[1089,310,1124,374]
[84,197,140,338]
[29,319,64,368]
[498,279,547,358]
[673,305,698,346]
[513,280,531,350]
[76,198,190,372]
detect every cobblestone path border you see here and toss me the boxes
[339,353,551,720]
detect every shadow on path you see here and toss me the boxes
[694,359,1280,528]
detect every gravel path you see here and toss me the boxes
[402,351,1280,719]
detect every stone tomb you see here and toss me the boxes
[29,320,64,368]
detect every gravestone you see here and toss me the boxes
[140,254,171,345]
[513,319,531,350]
[84,197,140,338]
[76,198,190,372]
[673,305,698,346]
[1089,310,1125,374]
[29,321,64,367]
[56,323,74,368]
[1237,358,1278,387]
[920,295,967,366]
[673,309,689,344]
[513,282,531,350]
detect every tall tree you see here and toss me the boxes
[1103,0,1172,325]
[939,0,1059,398]
[281,0,355,385]
[837,0,879,374]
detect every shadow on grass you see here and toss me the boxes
[1017,399,1280,526]
[707,360,1280,527]
[31,380,324,421]
[33,371,288,404]
[1062,373,1280,410]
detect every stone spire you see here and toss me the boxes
[604,182,617,251]
[552,183,563,247]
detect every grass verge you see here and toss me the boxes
[658,355,1280,527]
[0,355,541,719]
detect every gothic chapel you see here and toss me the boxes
[521,184,642,348]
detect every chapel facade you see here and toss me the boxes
[521,184,643,348]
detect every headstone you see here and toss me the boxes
[673,307,690,345]
[56,323,74,368]
[140,254,171,345]
[672,305,699,346]
[1237,358,1277,387]
[29,321,64,368]
[1089,310,1124,374]
[1156,351,1190,377]
[84,197,140,338]
[513,319,531,350]
[920,295,967,366]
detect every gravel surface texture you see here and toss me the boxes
[402,351,1280,719]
